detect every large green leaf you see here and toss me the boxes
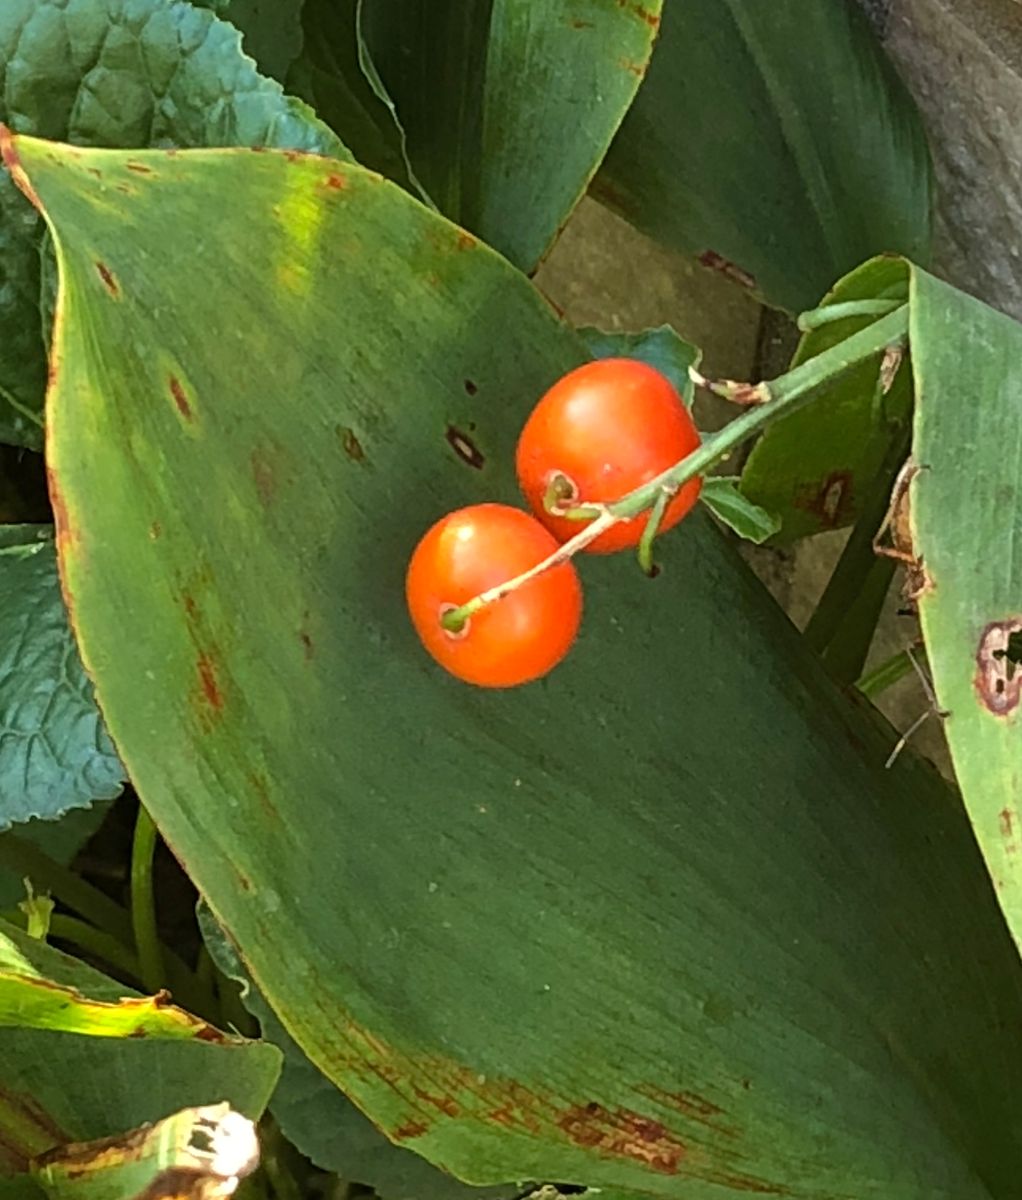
[0,0,346,450]
[909,268,1022,951]
[199,907,521,1200]
[739,256,913,540]
[595,0,933,313]
[12,132,1022,1198]
[0,920,280,1177]
[360,0,662,270]
[0,527,123,826]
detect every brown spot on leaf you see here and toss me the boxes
[125,160,152,174]
[464,379,478,396]
[325,172,347,190]
[619,58,645,76]
[251,447,276,506]
[149,521,162,540]
[446,425,485,470]
[456,230,477,251]
[558,1102,685,1174]
[615,0,661,27]
[570,18,595,28]
[299,631,314,660]
[0,126,44,212]
[796,470,854,528]
[393,1121,428,1141]
[340,426,366,463]
[115,183,133,194]
[95,261,120,297]
[698,250,757,291]
[46,467,75,555]
[168,375,193,421]
[196,651,224,720]
[975,619,1022,716]
[284,149,303,163]
[637,1085,732,1135]
[413,1087,460,1117]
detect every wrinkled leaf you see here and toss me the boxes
[199,907,521,1200]
[578,325,697,406]
[360,0,662,270]
[740,257,913,540]
[909,268,1022,952]
[34,1103,259,1200]
[0,920,280,1177]
[700,478,780,544]
[0,0,346,449]
[595,0,933,312]
[15,133,1022,1198]
[0,527,123,828]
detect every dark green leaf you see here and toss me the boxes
[740,256,913,541]
[0,0,347,449]
[700,478,780,544]
[360,0,662,270]
[595,0,933,313]
[17,133,1022,1198]
[0,803,111,908]
[578,325,698,407]
[226,0,305,82]
[0,527,123,828]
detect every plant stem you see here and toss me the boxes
[797,298,901,333]
[637,488,671,576]
[131,803,166,994]
[442,306,909,631]
[0,833,133,943]
[856,645,921,699]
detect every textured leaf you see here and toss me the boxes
[14,133,1022,1198]
[577,325,697,407]
[199,907,521,1200]
[0,920,280,1177]
[699,479,780,545]
[360,0,662,270]
[0,0,346,449]
[740,257,913,541]
[0,527,123,829]
[909,268,1022,952]
[595,0,933,313]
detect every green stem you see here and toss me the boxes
[131,804,165,994]
[797,298,901,333]
[0,833,132,943]
[441,306,909,632]
[637,488,671,577]
[48,914,144,981]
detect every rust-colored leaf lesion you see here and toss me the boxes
[975,618,1022,717]
[558,1101,686,1175]
[168,375,194,422]
[95,261,120,298]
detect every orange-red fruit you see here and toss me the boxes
[516,357,703,553]
[406,503,582,688]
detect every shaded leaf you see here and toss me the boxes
[0,0,346,449]
[595,0,933,312]
[0,527,123,829]
[0,920,280,1177]
[14,132,1022,1198]
[578,325,698,406]
[199,907,522,1200]
[700,478,780,544]
[0,803,111,909]
[360,0,662,270]
[226,0,305,82]
[740,256,913,541]
[909,267,1022,952]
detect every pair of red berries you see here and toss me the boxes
[406,357,703,687]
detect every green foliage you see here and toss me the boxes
[13,132,1022,1198]
[0,527,123,826]
[0,0,345,449]
[0,919,280,1178]
[596,0,933,313]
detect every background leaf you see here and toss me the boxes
[0,0,346,449]
[0,804,111,908]
[360,0,662,271]
[577,325,697,406]
[595,0,933,313]
[699,479,780,544]
[740,256,912,540]
[0,919,280,1178]
[0,527,123,829]
[17,133,1022,1199]
[909,267,1022,952]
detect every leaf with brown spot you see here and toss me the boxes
[18,134,1022,1199]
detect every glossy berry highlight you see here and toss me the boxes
[516,357,703,553]
[406,503,582,688]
